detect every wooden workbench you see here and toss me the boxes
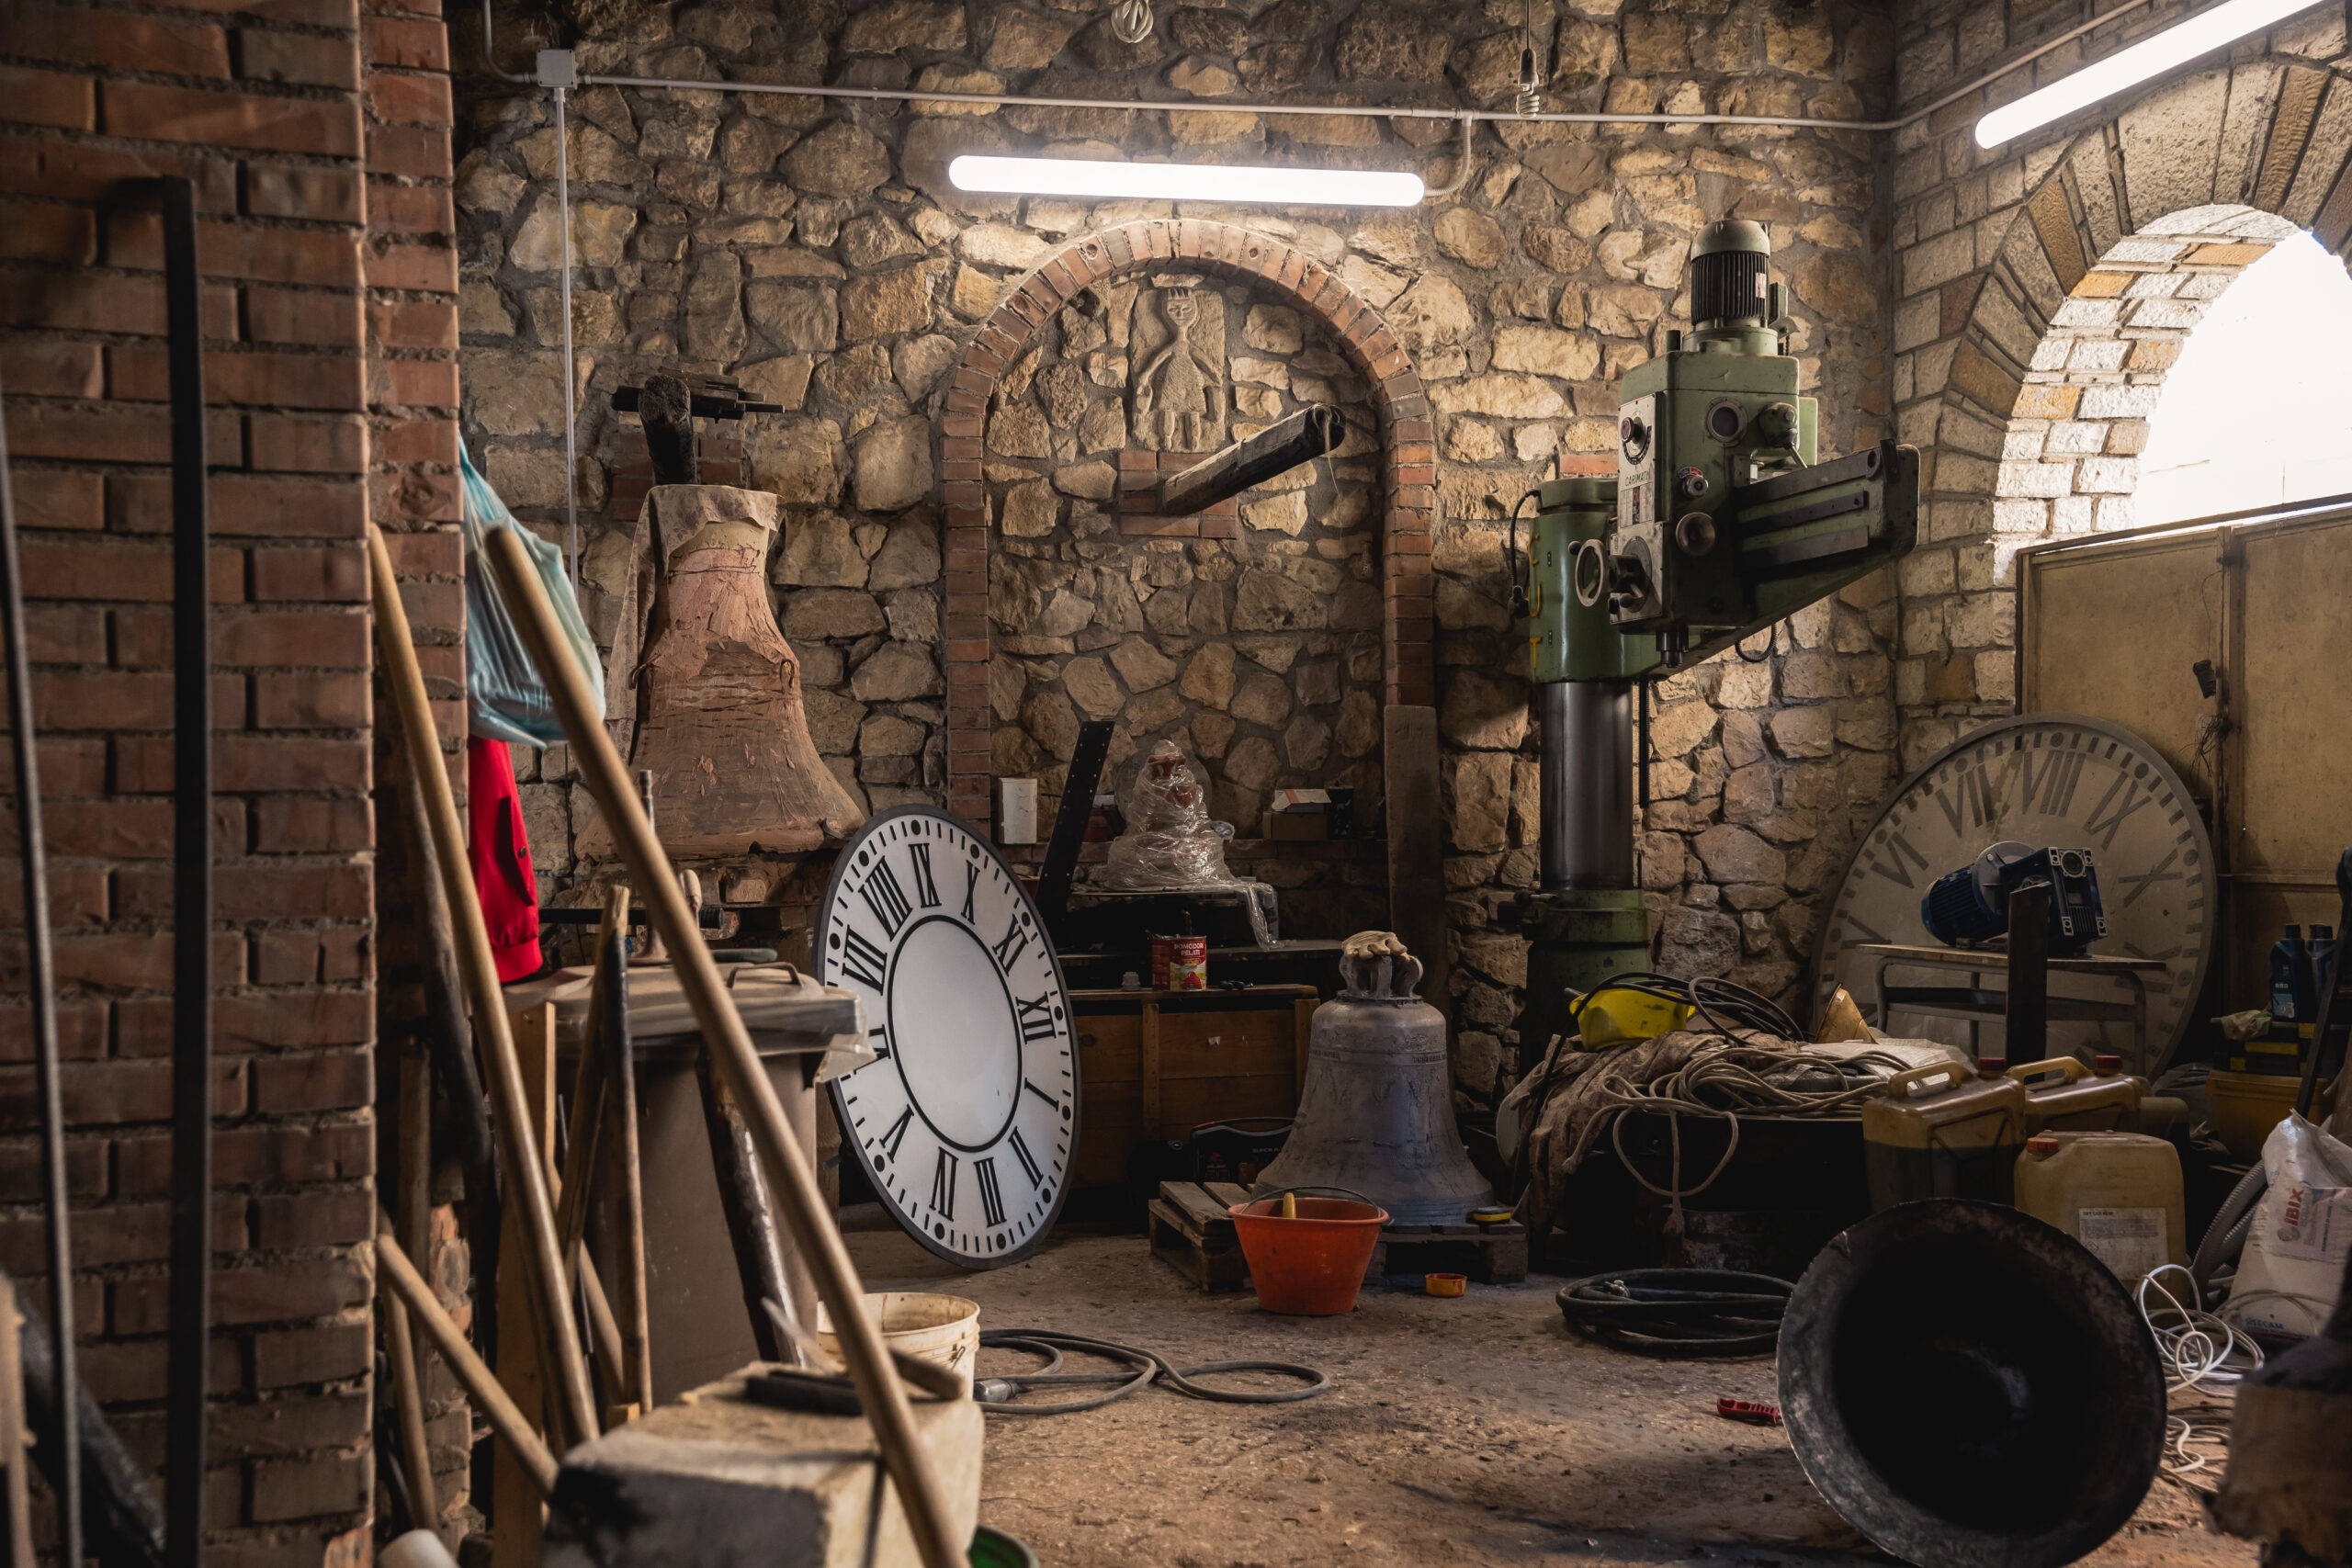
[1070,985,1318,1189]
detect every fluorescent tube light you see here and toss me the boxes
[1976,0,2330,147]
[948,154,1424,207]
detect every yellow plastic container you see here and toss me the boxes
[1862,1061,2031,1211]
[2206,1067,2334,1161]
[2010,1055,2139,1133]
[2014,1132,2186,1285]
[1573,987,1693,1050]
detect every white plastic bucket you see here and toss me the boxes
[816,1292,980,1393]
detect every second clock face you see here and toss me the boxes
[816,807,1078,1269]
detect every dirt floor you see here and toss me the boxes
[842,1217,2252,1568]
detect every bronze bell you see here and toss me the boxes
[1254,932,1498,1225]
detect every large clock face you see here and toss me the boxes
[1814,715,2216,1075]
[816,807,1077,1269]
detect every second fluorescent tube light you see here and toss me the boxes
[948,154,1424,207]
[1976,0,2330,146]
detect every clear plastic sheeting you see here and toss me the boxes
[1099,741,1239,891]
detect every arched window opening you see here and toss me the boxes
[2137,231,2352,525]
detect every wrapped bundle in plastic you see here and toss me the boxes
[1099,740,1238,890]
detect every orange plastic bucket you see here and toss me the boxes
[1229,1192,1389,1314]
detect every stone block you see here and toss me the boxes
[544,1367,984,1568]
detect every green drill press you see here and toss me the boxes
[1507,220,1921,1066]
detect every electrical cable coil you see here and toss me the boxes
[1555,1269,1793,1358]
[973,1329,1329,1415]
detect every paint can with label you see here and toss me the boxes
[1152,933,1208,991]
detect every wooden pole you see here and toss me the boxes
[376,1223,560,1496]
[604,911,655,1414]
[367,525,600,1450]
[379,1267,438,1529]
[481,526,965,1568]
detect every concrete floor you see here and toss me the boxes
[843,1219,2252,1568]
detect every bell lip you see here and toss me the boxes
[1776,1200,2166,1568]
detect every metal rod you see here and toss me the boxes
[2007,882,2052,1065]
[1537,681,1634,890]
[391,1044,436,1527]
[695,1051,798,1367]
[0,312,78,1568]
[366,526,601,1449]
[375,1223,560,1496]
[555,83,580,583]
[481,525,966,1568]
[162,173,212,1567]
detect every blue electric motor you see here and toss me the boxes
[1921,841,2108,953]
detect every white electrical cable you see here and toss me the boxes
[2137,1264,2264,1393]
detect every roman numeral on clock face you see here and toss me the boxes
[976,1156,1005,1227]
[880,1108,913,1162]
[1008,1128,1042,1186]
[1014,991,1057,1042]
[960,862,979,923]
[908,842,942,908]
[859,861,913,936]
[991,916,1029,973]
[838,925,888,990]
[931,1149,957,1221]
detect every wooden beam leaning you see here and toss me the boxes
[376,1222,560,1497]
[481,526,966,1568]
[1158,403,1343,517]
[366,525,601,1451]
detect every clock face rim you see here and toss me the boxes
[816,805,1079,1270]
[1810,712,2217,1072]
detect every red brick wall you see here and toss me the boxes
[0,0,457,1557]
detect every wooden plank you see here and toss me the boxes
[1385,705,1448,1008]
[1203,1181,1253,1212]
[1140,998,1163,1138]
[1075,1010,1141,1082]
[1157,1180,1227,1231]
[1146,1199,1249,1292]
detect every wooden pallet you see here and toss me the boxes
[1370,1220,1529,1285]
[1148,1180,1256,1292]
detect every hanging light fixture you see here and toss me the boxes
[948,154,1425,207]
[1975,0,2330,146]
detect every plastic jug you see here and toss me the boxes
[1862,1060,2031,1211]
[2011,1055,2140,1133]
[2013,1131,2186,1285]
[2271,924,2316,1025]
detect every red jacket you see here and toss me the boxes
[468,738,543,982]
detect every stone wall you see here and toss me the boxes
[453,0,1900,1075]
[1885,0,2352,771]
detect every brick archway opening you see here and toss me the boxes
[934,220,1436,829]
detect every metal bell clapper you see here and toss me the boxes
[1253,932,1498,1226]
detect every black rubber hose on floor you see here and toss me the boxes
[974,1329,1330,1415]
[1555,1269,1793,1358]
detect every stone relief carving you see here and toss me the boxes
[1128,285,1227,453]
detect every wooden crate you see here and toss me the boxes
[1146,1179,1257,1292]
[1370,1221,1530,1285]
[1072,985,1317,1189]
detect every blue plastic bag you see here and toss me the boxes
[458,446,604,748]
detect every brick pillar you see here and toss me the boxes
[1,0,419,1558]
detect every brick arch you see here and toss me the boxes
[934,220,1436,829]
[1893,60,2352,762]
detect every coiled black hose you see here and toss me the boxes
[974,1330,1330,1415]
[1556,1269,1793,1358]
